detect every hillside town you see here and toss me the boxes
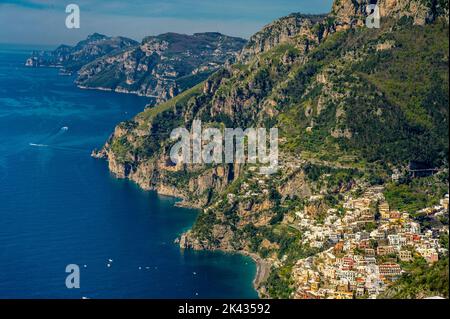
[289,187,449,299]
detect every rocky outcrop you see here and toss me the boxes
[25,33,139,72]
[238,14,327,63]
[94,114,242,208]
[237,0,449,65]
[331,0,449,28]
[26,32,246,104]
[76,32,246,103]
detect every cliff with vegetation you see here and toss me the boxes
[76,32,246,103]
[26,32,246,103]
[25,33,139,72]
[94,0,449,299]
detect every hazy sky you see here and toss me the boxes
[0,0,333,46]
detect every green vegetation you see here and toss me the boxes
[380,257,449,299]
[76,32,246,98]
[176,71,212,92]
[102,5,449,300]
[303,163,363,193]
[279,21,449,168]
[110,136,133,163]
[266,265,295,298]
[138,83,203,122]
[191,211,219,245]
[361,23,449,166]
[384,173,448,214]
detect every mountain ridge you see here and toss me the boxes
[76,32,246,103]
[26,32,246,103]
[25,33,139,72]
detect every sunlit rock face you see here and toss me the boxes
[76,32,247,103]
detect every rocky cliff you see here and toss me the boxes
[25,33,139,73]
[331,0,449,27]
[237,14,328,63]
[95,0,449,298]
[76,32,246,103]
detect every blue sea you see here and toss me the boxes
[0,44,257,299]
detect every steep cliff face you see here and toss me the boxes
[96,0,449,298]
[331,0,449,27]
[76,33,246,103]
[237,0,449,66]
[238,14,328,63]
[92,84,245,207]
[25,33,139,72]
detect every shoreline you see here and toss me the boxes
[239,251,271,298]
[212,248,270,298]
[92,126,269,300]
[137,180,271,296]
[166,191,271,298]
[77,85,159,99]
[169,194,271,296]
[154,189,272,296]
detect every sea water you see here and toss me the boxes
[0,44,257,299]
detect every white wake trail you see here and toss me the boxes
[29,143,48,147]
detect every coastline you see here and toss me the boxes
[177,245,270,298]
[239,251,271,298]
[166,193,272,296]
[77,85,159,98]
[212,249,270,298]
[91,107,269,299]
[152,187,271,296]
[35,49,271,299]
[150,189,270,297]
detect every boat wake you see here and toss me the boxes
[28,126,90,153]
[29,143,89,153]
[29,143,48,147]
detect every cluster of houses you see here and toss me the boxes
[290,187,449,299]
